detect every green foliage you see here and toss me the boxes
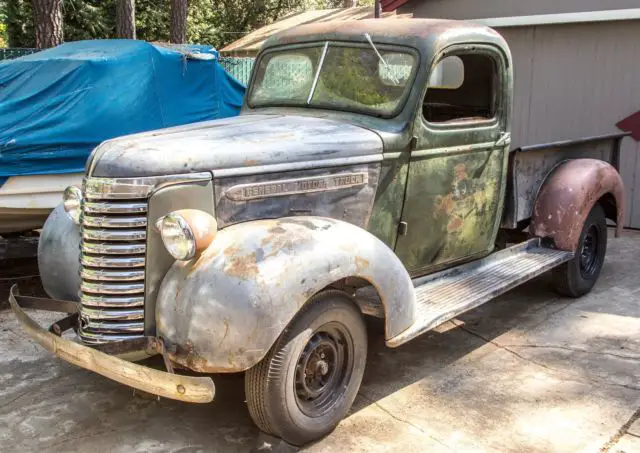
[136,0,170,42]
[64,0,114,42]
[186,0,217,45]
[0,2,5,46]
[1,0,373,49]
[5,0,33,47]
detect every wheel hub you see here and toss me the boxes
[580,224,599,277]
[294,324,353,417]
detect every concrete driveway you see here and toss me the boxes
[1,231,639,453]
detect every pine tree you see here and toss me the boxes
[31,0,63,48]
[170,0,187,43]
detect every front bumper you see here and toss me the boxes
[8,285,215,403]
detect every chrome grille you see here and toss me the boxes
[79,197,147,344]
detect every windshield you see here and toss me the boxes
[249,43,417,117]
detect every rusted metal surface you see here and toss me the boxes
[9,285,215,403]
[502,133,629,228]
[49,314,78,337]
[156,217,414,373]
[88,115,382,179]
[9,292,79,314]
[37,204,81,302]
[167,209,218,255]
[530,159,625,251]
[214,164,380,229]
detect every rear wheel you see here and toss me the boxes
[245,290,367,446]
[553,203,607,297]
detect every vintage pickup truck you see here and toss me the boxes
[9,19,630,445]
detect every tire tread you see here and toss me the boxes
[245,290,365,444]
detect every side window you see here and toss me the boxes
[423,54,498,124]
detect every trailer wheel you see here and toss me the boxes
[553,203,607,297]
[245,290,367,446]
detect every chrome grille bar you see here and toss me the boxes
[80,267,145,281]
[79,331,145,345]
[80,294,145,308]
[83,201,148,214]
[79,188,147,343]
[82,215,147,228]
[81,281,145,294]
[82,228,146,241]
[80,319,146,333]
[81,242,146,255]
[81,255,145,268]
[80,307,144,320]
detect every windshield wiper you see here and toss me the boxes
[307,41,329,104]
[364,33,400,85]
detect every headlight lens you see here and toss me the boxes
[63,186,82,224]
[159,210,217,261]
[160,214,196,261]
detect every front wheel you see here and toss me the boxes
[553,203,607,297]
[245,290,367,446]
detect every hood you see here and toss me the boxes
[88,114,383,178]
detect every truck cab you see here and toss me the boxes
[10,19,627,447]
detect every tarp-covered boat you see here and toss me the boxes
[0,40,245,233]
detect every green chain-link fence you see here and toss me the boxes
[218,57,255,86]
[0,48,39,61]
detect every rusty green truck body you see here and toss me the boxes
[9,19,629,446]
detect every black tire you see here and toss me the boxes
[245,290,367,446]
[553,203,607,297]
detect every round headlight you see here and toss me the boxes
[159,210,217,261]
[63,186,82,224]
[160,214,196,261]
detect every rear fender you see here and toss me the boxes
[156,217,415,373]
[530,159,624,251]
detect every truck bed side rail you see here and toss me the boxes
[502,132,631,229]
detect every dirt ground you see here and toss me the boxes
[0,231,639,453]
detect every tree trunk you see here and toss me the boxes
[31,0,63,49]
[116,0,136,39]
[343,0,357,7]
[170,0,188,44]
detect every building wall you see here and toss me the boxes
[497,22,640,227]
[402,0,640,227]
[400,0,638,20]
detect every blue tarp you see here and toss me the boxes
[0,40,245,181]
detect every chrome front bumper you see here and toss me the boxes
[8,285,215,403]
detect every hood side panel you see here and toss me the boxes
[214,163,380,230]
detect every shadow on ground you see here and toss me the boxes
[1,232,638,452]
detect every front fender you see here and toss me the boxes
[38,204,81,301]
[156,216,415,373]
[530,158,624,251]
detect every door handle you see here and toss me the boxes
[495,132,511,148]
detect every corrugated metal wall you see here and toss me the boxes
[401,0,640,227]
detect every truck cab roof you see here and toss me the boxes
[262,18,509,61]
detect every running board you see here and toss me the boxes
[386,239,573,347]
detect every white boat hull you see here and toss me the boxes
[0,173,83,234]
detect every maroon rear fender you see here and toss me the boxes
[530,159,624,251]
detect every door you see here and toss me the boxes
[395,45,511,275]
